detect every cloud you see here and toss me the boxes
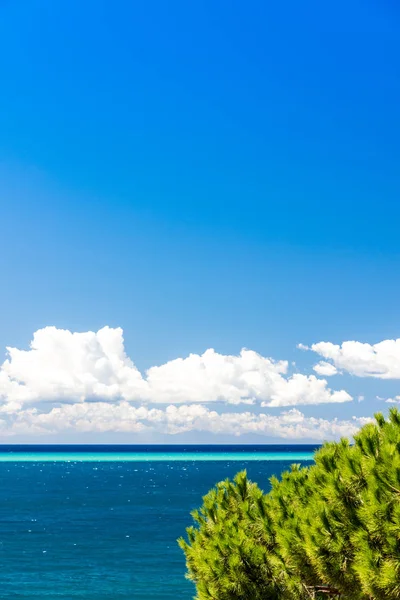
[385,396,400,404]
[297,343,310,351]
[305,339,400,379]
[0,401,372,440]
[0,326,352,408]
[260,373,349,407]
[313,361,339,377]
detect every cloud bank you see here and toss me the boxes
[0,402,371,440]
[0,326,352,408]
[0,326,383,440]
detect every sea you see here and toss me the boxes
[0,445,317,599]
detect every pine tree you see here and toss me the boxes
[178,471,299,599]
[179,408,400,600]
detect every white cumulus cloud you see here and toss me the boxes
[0,326,352,408]
[313,361,339,377]
[307,338,400,379]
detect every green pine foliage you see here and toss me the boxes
[179,408,400,600]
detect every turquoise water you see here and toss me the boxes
[0,445,315,599]
[0,451,314,462]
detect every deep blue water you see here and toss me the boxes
[0,446,316,599]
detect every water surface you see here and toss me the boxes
[0,445,316,599]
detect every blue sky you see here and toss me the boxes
[0,0,399,442]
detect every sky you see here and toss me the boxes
[0,0,400,442]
